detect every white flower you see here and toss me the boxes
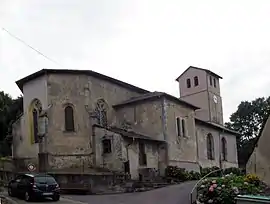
[222,185,225,188]
[244,182,248,185]
[200,185,205,188]
[212,180,216,184]
[217,187,221,190]
[208,199,213,203]
[232,187,239,194]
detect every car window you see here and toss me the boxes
[15,175,23,182]
[34,176,56,184]
[21,175,32,184]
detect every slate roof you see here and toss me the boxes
[195,118,240,136]
[176,66,223,81]
[93,124,165,143]
[109,126,165,143]
[16,69,149,94]
[113,91,200,110]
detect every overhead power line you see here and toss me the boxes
[1,27,63,67]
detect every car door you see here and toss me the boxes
[17,175,30,195]
[10,175,23,194]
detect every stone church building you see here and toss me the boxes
[11,66,239,179]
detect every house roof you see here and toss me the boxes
[176,66,223,81]
[113,91,200,110]
[195,118,240,136]
[109,126,165,143]
[93,124,165,143]
[15,69,149,94]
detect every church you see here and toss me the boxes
[11,66,239,179]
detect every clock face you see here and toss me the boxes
[213,95,218,103]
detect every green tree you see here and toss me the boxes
[0,91,23,156]
[225,97,270,167]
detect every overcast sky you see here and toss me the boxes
[1,0,270,122]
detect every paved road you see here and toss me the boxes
[4,181,196,204]
[64,181,196,204]
[2,192,84,204]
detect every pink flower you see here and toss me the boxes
[212,184,217,188]
[209,186,214,192]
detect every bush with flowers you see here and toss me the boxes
[196,173,266,204]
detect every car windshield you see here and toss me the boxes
[34,176,56,184]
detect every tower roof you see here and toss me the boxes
[176,66,223,81]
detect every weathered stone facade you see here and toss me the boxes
[246,114,270,186]
[12,67,239,180]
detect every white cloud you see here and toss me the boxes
[1,0,270,122]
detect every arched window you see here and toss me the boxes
[194,76,199,86]
[96,99,108,127]
[65,105,75,131]
[186,78,191,88]
[221,137,227,161]
[207,133,214,160]
[176,117,181,136]
[181,119,186,136]
[29,99,42,144]
[32,109,39,143]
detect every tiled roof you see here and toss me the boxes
[176,66,223,81]
[15,69,149,94]
[113,91,200,110]
[195,118,240,136]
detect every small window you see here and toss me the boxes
[65,106,75,132]
[186,78,191,88]
[213,78,216,88]
[207,133,214,160]
[139,142,147,165]
[102,139,111,154]
[221,137,227,161]
[176,117,181,136]
[209,76,213,86]
[194,76,199,86]
[181,119,186,136]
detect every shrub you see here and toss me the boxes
[197,173,265,204]
[165,166,201,181]
[200,166,221,177]
[223,167,244,176]
[244,174,261,186]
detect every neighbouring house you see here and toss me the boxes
[246,114,270,186]
[11,66,239,180]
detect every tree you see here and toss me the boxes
[225,97,270,167]
[0,91,23,156]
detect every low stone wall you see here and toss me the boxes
[49,154,93,172]
[48,172,125,194]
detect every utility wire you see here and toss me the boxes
[1,27,63,67]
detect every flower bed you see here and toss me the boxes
[196,173,267,204]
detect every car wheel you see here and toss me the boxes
[52,194,60,201]
[8,187,13,197]
[24,191,31,202]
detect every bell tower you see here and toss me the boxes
[176,66,224,125]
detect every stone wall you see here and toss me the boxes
[196,123,238,169]
[44,73,144,170]
[49,154,93,172]
[164,99,199,170]
[114,99,164,140]
[94,126,161,180]
[246,115,270,186]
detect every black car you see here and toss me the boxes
[8,173,60,201]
